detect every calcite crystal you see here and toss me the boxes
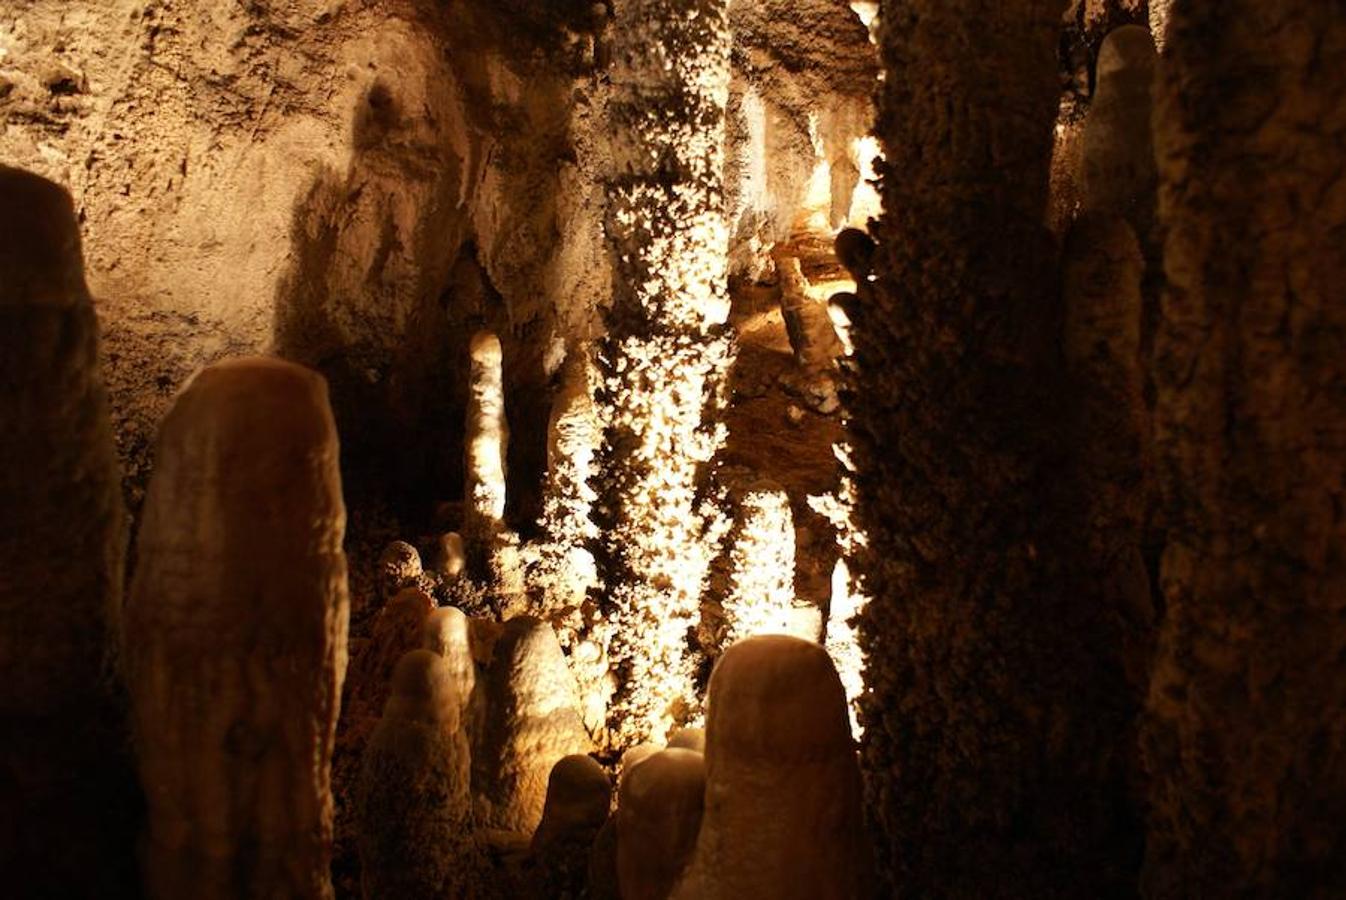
[124,356,349,900]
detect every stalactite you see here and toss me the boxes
[124,357,349,900]
[849,0,1140,894]
[596,0,735,746]
[1143,2,1346,893]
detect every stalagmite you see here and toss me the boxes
[1143,2,1346,893]
[720,476,803,646]
[533,349,602,621]
[124,356,349,900]
[775,256,843,369]
[465,329,509,535]
[597,0,736,746]
[675,636,867,900]
[357,649,478,900]
[849,0,1140,892]
[378,540,425,600]
[431,531,468,580]
[1082,26,1157,242]
[473,616,592,833]
[667,727,706,753]
[347,587,437,726]
[531,754,613,897]
[618,749,707,900]
[422,605,477,720]
[0,165,137,896]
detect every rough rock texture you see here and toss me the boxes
[123,357,348,900]
[473,616,592,833]
[1142,3,1346,894]
[357,649,479,900]
[531,754,613,899]
[0,165,138,897]
[718,474,803,647]
[595,0,736,746]
[675,636,867,900]
[850,0,1140,894]
[618,749,707,900]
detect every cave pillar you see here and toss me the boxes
[1143,2,1346,893]
[849,0,1139,893]
[596,0,735,746]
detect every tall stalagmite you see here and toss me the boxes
[850,0,1138,894]
[0,166,138,897]
[124,357,349,900]
[597,0,735,745]
[1143,3,1346,894]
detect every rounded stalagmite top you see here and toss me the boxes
[706,635,853,763]
[1097,25,1156,80]
[0,166,88,308]
[384,649,461,728]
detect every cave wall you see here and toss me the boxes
[1,0,871,533]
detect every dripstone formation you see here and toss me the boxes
[676,636,868,900]
[0,165,138,897]
[357,649,478,899]
[124,357,350,900]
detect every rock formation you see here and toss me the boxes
[531,754,613,898]
[465,330,509,536]
[1142,2,1346,893]
[596,0,736,746]
[123,356,349,899]
[849,1,1141,893]
[0,164,137,897]
[423,605,478,720]
[473,616,592,833]
[347,588,437,727]
[618,749,707,900]
[676,635,867,899]
[357,649,478,900]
